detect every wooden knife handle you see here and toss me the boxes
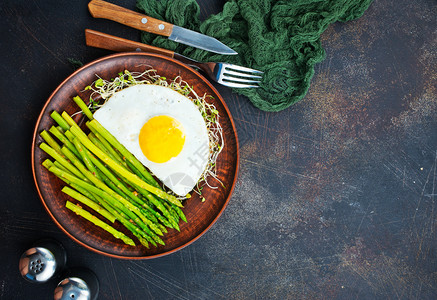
[85,29,175,58]
[88,0,173,37]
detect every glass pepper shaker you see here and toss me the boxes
[19,238,67,283]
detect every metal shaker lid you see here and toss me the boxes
[54,277,91,300]
[54,268,99,300]
[19,247,57,283]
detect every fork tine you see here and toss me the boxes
[218,80,261,88]
[220,77,261,84]
[222,69,263,80]
[218,76,262,88]
[222,63,263,74]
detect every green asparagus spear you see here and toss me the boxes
[62,187,116,223]
[61,111,80,129]
[72,96,93,120]
[72,138,100,179]
[40,130,62,155]
[66,201,135,246]
[51,111,70,131]
[64,130,75,143]
[49,126,81,158]
[40,142,87,181]
[170,204,187,223]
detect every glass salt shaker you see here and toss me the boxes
[54,267,99,300]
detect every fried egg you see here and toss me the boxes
[93,84,209,196]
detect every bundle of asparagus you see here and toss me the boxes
[39,96,186,248]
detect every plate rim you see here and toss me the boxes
[31,52,239,259]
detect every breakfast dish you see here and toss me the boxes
[32,53,238,259]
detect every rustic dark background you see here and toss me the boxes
[1,0,436,299]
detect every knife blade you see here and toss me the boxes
[88,0,237,55]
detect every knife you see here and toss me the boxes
[88,0,237,55]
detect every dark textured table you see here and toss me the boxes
[1,0,436,299]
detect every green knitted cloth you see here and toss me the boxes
[137,0,372,112]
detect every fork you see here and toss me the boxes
[85,29,263,88]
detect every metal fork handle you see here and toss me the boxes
[85,29,215,78]
[172,54,216,79]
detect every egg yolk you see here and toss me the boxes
[139,115,186,163]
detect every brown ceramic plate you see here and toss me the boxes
[31,52,238,259]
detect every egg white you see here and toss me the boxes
[93,84,210,196]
